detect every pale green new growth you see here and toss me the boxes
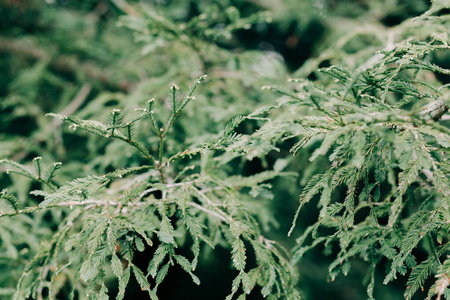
[2,1,450,299]
[236,2,450,299]
[1,77,298,300]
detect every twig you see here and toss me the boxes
[187,201,229,223]
[0,202,99,218]
[0,36,48,59]
[0,36,134,92]
[191,186,232,223]
[109,0,138,15]
[138,181,196,200]
[0,192,232,224]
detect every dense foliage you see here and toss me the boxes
[1,0,449,299]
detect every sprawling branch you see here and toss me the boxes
[0,36,134,92]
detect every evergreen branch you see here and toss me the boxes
[0,189,21,213]
[169,84,179,115]
[142,98,160,136]
[47,113,156,163]
[1,158,60,191]
[404,257,439,299]
[191,185,233,223]
[0,158,36,181]
[43,162,62,186]
[187,201,229,223]
[430,255,450,300]
[164,75,207,137]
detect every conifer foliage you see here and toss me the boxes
[1,0,450,299]
[1,77,299,299]
[244,1,450,299]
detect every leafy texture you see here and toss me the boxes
[244,2,450,299]
[2,80,297,299]
[1,0,449,299]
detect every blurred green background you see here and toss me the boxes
[0,0,437,299]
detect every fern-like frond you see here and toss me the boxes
[0,189,20,212]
